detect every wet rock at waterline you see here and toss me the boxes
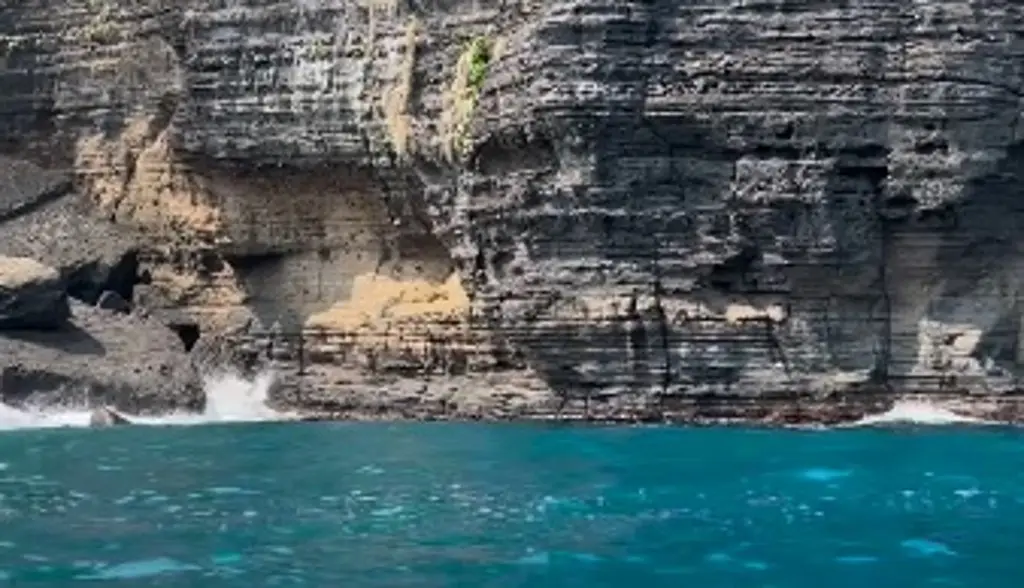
[88,406,133,427]
[0,256,70,330]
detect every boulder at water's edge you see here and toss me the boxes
[0,256,70,330]
[88,406,133,427]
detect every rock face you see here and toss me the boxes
[0,156,142,306]
[4,0,1024,422]
[0,256,70,329]
[0,301,205,414]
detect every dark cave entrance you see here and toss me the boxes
[170,323,201,352]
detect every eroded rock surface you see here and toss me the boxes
[0,256,70,329]
[4,0,1024,422]
[0,301,204,415]
[0,157,142,305]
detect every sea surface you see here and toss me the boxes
[0,394,1020,587]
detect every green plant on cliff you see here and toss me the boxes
[465,36,493,98]
[446,35,494,160]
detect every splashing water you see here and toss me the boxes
[198,371,281,422]
[851,399,991,427]
[1,378,1004,432]
[0,371,287,431]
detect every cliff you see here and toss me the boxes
[3,0,1024,423]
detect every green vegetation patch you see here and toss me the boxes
[446,35,495,160]
[464,36,493,98]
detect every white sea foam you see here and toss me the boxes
[0,371,290,431]
[849,399,992,427]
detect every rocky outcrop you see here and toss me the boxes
[5,0,1024,423]
[0,161,203,415]
[0,301,205,417]
[0,300,205,414]
[0,256,70,329]
[0,156,142,306]
[88,406,132,427]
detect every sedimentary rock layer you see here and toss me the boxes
[3,0,1024,422]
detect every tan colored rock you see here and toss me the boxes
[74,116,223,242]
[307,272,469,332]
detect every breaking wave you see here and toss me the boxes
[1,378,1006,432]
[0,371,289,431]
[849,399,993,427]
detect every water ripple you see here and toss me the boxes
[0,423,1017,586]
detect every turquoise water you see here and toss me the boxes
[0,422,1020,587]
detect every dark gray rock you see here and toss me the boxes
[0,156,143,306]
[0,301,205,415]
[0,155,70,222]
[0,193,143,306]
[88,406,133,427]
[188,320,269,380]
[0,256,70,330]
[96,290,131,314]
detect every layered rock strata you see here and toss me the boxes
[3,0,1024,423]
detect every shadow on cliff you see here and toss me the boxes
[206,159,459,333]
[929,140,1024,380]
[0,322,106,356]
[861,139,1024,389]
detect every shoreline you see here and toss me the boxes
[2,402,1021,432]
[282,393,1023,428]
[7,384,1024,429]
